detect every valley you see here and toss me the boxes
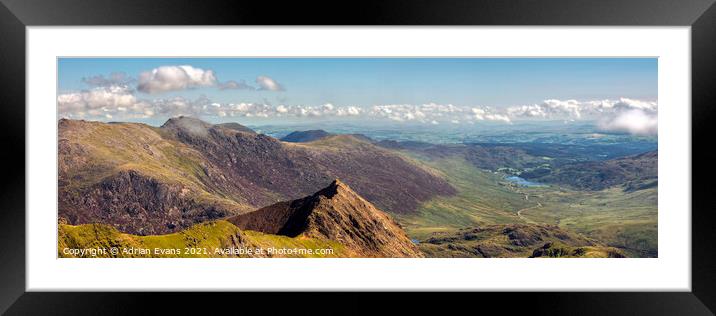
[390,154,657,257]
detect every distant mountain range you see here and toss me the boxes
[280,129,373,143]
[520,150,657,191]
[280,130,332,142]
[58,117,454,235]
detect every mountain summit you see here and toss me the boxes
[228,179,424,257]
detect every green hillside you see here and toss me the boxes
[419,224,625,258]
[395,157,531,240]
[59,220,349,258]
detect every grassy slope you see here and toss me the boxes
[394,155,657,257]
[59,220,348,258]
[395,156,532,240]
[60,121,253,212]
[518,186,658,257]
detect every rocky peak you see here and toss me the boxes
[161,116,213,138]
[228,179,424,257]
[313,179,349,199]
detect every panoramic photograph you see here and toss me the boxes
[57,57,658,258]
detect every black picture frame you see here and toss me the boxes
[1,0,715,314]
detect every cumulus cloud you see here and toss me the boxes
[504,98,657,135]
[507,99,582,119]
[57,85,153,119]
[506,98,657,121]
[58,85,221,120]
[367,103,507,124]
[218,80,255,90]
[595,100,658,136]
[472,108,486,120]
[137,65,217,93]
[255,76,284,91]
[598,109,658,136]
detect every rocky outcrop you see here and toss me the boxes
[229,179,424,258]
[419,224,624,258]
[59,170,233,235]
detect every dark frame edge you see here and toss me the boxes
[0,0,715,25]
[0,1,26,315]
[692,0,716,313]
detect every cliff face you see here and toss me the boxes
[59,170,234,235]
[229,180,424,258]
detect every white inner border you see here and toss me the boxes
[27,27,690,291]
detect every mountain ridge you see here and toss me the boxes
[229,179,424,257]
[58,117,455,235]
[280,129,332,142]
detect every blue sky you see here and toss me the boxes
[59,57,656,107]
[57,58,658,135]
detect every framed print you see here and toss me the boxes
[1,0,716,314]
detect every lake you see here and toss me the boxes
[504,176,546,187]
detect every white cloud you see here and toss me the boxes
[57,86,215,120]
[218,80,255,90]
[338,106,361,116]
[507,99,582,119]
[57,90,657,136]
[255,76,285,91]
[472,108,486,120]
[137,65,217,93]
[501,98,658,135]
[367,103,506,124]
[598,109,658,136]
[57,86,151,119]
[506,98,657,122]
[485,114,511,123]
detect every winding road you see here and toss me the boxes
[516,202,542,222]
